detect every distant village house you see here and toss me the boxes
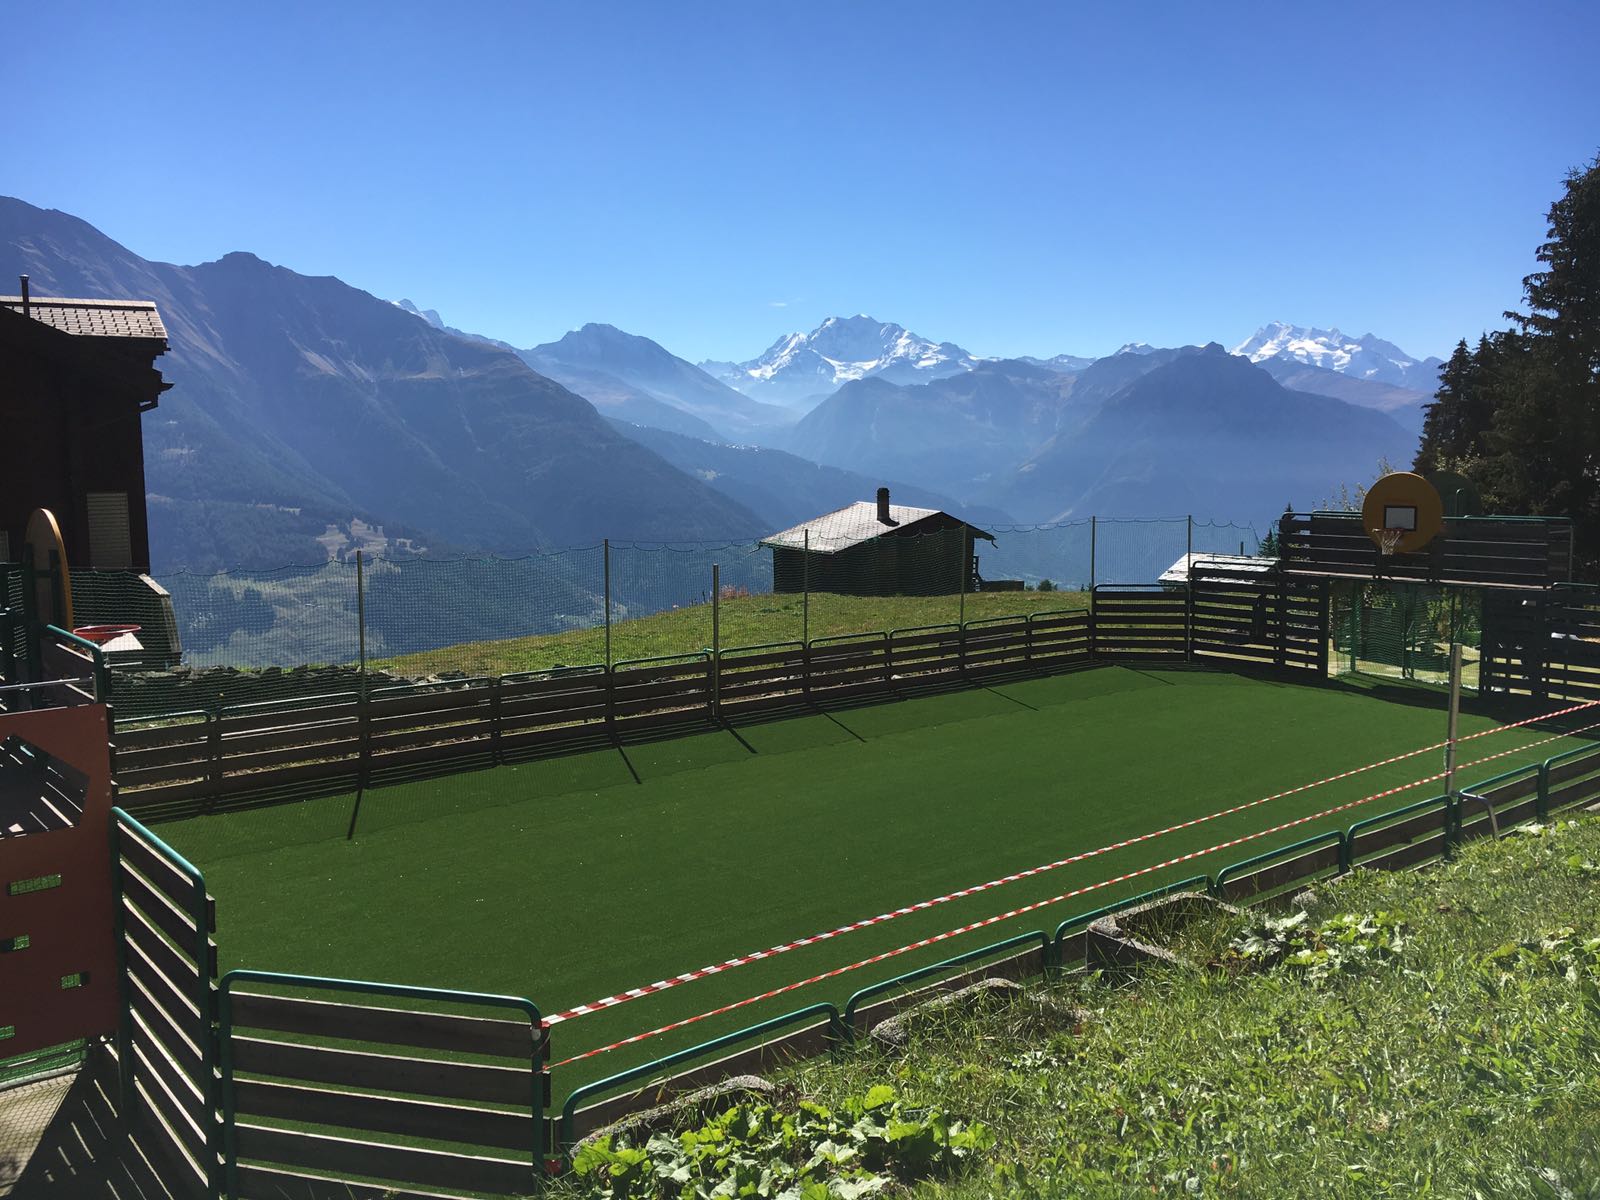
[762,488,995,596]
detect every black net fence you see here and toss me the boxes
[41,517,1265,722]
[1330,580,1485,691]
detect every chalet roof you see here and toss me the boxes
[0,295,167,342]
[762,501,995,555]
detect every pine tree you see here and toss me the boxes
[1483,154,1600,567]
[1416,339,1476,472]
[1412,153,1600,578]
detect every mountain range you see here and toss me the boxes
[1232,322,1443,391]
[2,196,1437,572]
[772,342,1415,519]
[523,324,790,443]
[0,197,763,570]
[989,344,1415,521]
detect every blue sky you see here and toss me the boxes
[9,1,1599,364]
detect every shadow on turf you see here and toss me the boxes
[160,657,1597,838]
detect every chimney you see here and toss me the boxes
[19,275,29,316]
[876,487,893,525]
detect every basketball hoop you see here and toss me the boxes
[1375,527,1404,556]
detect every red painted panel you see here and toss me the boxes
[0,703,117,1058]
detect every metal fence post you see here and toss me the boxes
[207,698,223,804]
[801,529,810,647]
[958,529,967,627]
[1089,516,1097,591]
[958,531,968,669]
[802,530,811,696]
[489,674,503,766]
[356,550,367,700]
[1185,515,1194,662]
[603,538,612,671]
[711,563,721,720]
[1444,642,1462,802]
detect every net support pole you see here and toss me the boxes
[802,529,809,646]
[958,530,967,627]
[1185,514,1194,662]
[1089,516,1097,591]
[356,548,367,698]
[802,529,810,695]
[1444,641,1462,802]
[711,563,721,721]
[603,538,612,671]
[348,549,369,841]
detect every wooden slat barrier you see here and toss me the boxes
[219,973,547,1200]
[1188,572,1328,675]
[1091,588,1188,660]
[106,608,1139,817]
[1280,511,1572,589]
[113,809,220,1200]
[1482,587,1600,704]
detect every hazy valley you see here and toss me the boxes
[3,196,1433,571]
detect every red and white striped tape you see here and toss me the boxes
[543,697,1599,1028]
[551,721,1599,1067]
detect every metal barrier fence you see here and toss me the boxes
[105,569,1346,824]
[110,610,1094,822]
[0,518,1263,720]
[74,733,1600,1198]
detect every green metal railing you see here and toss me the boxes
[217,969,546,1200]
[841,931,1049,1033]
[73,727,1600,1194]
[1344,795,1454,870]
[111,807,222,1197]
[1213,830,1347,897]
[1051,875,1214,953]
[558,1002,844,1154]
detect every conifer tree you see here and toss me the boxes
[1484,155,1600,562]
[1413,153,1600,576]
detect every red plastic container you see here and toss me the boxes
[70,624,142,645]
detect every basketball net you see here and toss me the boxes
[1375,527,1404,556]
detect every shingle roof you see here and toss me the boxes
[762,501,994,555]
[1158,553,1276,584]
[0,296,167,342]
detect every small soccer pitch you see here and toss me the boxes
[157,665,1597,1093]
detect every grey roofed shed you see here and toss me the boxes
[760,490,995,596]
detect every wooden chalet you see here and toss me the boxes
[1,278,170,573]
[763,488,995,596]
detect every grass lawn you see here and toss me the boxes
[156,665,1596,1097]
[683,816,1600,1199]
[374,589,1087,677]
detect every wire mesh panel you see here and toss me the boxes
[92,519,1281,736]
[977,521,1092,592]
[110,564,363,719]
[1330,581,1482,690]
[365,548,606,675]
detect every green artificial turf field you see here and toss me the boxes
[156,665,1596,1094]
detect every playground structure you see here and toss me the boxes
[4,481,1600,1199]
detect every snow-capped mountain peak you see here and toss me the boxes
[392,298,445,329]
[701,315,981,410]
[1232,321,1442,390]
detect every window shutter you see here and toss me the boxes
[86,492,132,570]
